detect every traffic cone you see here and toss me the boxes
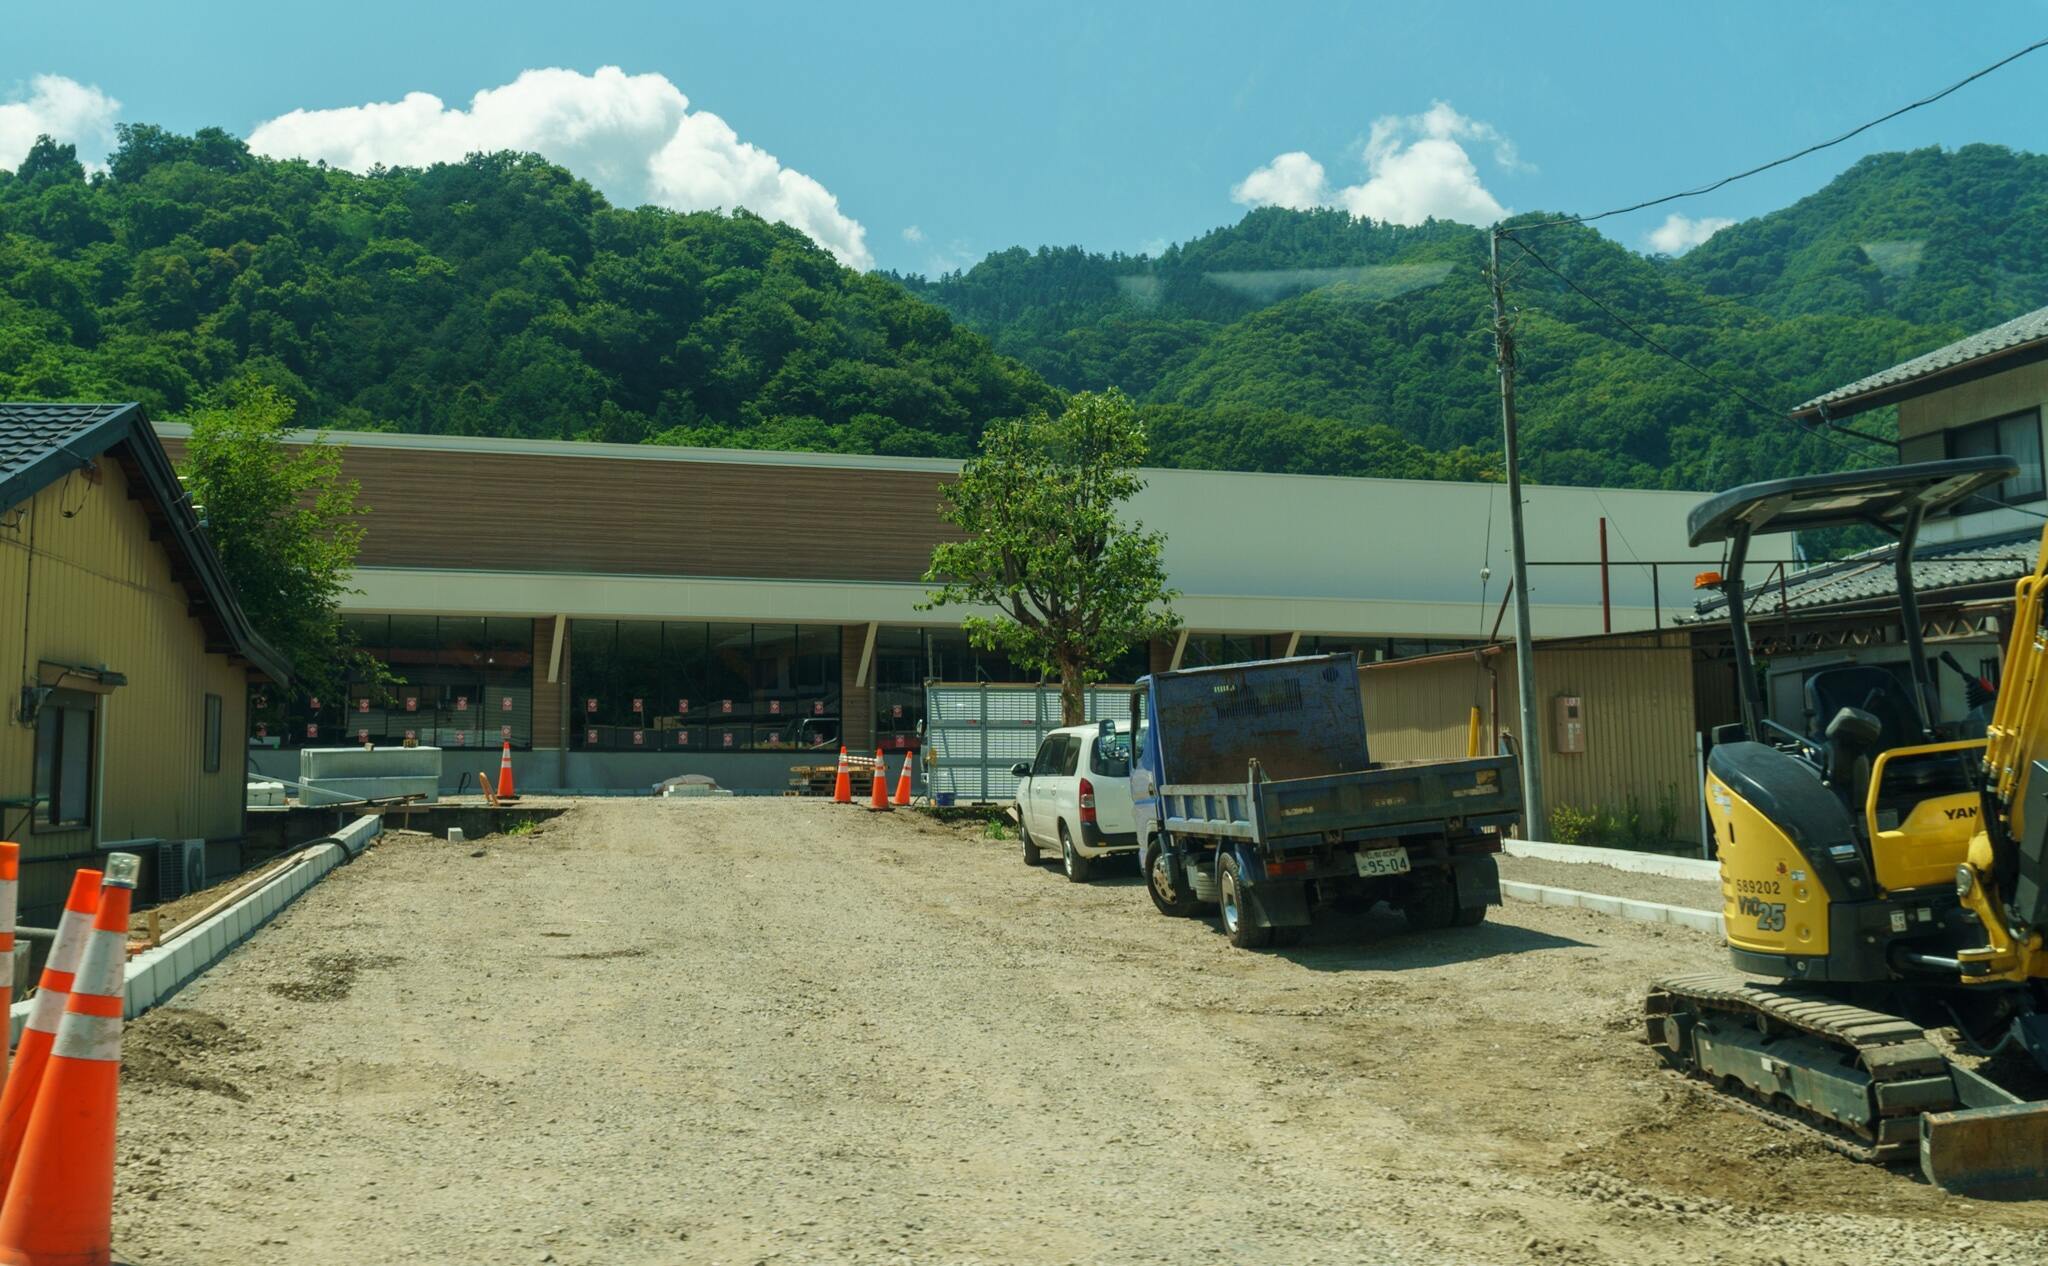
[831,747,852,804]
[0,853,138,1264]
[892,752,914,807]
[496,741,518,802]
[0,869,100,1202]
[0,844,15,1090]
[868,748,892,812]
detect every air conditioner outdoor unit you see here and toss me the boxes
[154,839,206,902]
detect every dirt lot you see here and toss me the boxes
[112,800,2048,1265]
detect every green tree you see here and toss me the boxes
[922,389,1180,723]
[176,381,386,702]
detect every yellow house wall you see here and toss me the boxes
[0,455,250,914]
[1359,634,1703,843]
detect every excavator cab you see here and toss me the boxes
[1652,455,2048,1198]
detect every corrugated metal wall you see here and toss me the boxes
[0,458,252,914]
[1359,633,1703,843]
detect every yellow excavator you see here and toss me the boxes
[1646,455,2048,1199]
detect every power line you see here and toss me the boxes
[1516,36,2048,233]
[1497,231,1891,457]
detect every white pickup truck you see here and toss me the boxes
[1011,719,1137,882]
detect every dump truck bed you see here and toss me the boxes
[1160,753,1519,848]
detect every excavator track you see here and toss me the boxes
[1645,972,1956,1164]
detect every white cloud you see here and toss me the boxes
[248,66,872,269]
[1231,151,1328,211]
[1232,100,1515,227]
[0,74,120,170]
[901,224,924,243]
[1645,212,1734,255]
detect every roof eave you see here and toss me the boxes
[1790,335,2048,424]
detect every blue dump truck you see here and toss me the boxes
[1129,652,1521,948]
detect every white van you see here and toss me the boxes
[1010,719,1137,882]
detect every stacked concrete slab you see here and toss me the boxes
[299,745,441,805]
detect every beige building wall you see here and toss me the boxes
[0,459,251,914]
[1359,633,1703,844]
[1899,360,2048,549]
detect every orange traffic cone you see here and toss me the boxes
[496,741,518,802]
[0,868,100,1203]
[831,746,852,804]
[0,843,15,1089]
[868,748,892,812]
[0,852,137,1264]
[892,752,914,807]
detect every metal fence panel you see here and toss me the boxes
[923,681,1134,804]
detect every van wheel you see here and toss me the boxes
[1020,819,1040,866]
[1218,853,1270,949]
[1146,840,1203,917]
[1060,824,1092,883]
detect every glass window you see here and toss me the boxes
[1948,409,2046,509]
[34,690,95,829]
[706,624,753,723]
[1057,735,1082,777]
[203,694,222,773]
[274,616,536,750]
[1032,735,1063,776]
[1093,732,1131,778]
[1130,692,1148,763]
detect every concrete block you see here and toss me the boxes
[1506,839,1720,882]
[301,747,442,805]
[1501,879,1724,936]
[448,827,465,845]
[246,780,287,807]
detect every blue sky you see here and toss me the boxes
[4,2,2046,273]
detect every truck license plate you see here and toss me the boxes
[1355,847,1411,877]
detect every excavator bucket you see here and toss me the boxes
[1921,1102,2048,1200]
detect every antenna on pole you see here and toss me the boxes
[1489,227,1547,841]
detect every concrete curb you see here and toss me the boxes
[1500,879,1724,936]
[9,814,382,1042]
[1506,839,1720,882]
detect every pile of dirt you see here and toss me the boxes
[265,952,402,1004]
[121,1008,253,1101]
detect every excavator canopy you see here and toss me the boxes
[1687,455,2018,548]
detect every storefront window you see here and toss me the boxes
[569,621,841,751]
[873,627,1141,751]
[259,615,536,750]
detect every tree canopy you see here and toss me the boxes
[922,390,1180,723]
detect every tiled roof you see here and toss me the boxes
[0,401,290,682]
[1792,304,2048,421]
[1686,530,2038,622]
[0,402,136,508]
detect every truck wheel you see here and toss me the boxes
[1060,823,1093,883]
[1217,853,1271,949]
[1453,899,1487,927]
[1402,872,1457,931]
[1020,819,1041,866]
[1145,840,1203,917]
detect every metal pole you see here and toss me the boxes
[1490,228,1546,841]
[1695,730,1711,860]
[1599,516,1611,634]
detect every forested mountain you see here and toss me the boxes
[0,127,1056,457]
[903,145,2048,490]
[2,127,2043,490]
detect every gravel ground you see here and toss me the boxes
[1498,853,1723,912]
[110,800,2048,1265]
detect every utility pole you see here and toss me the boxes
[1489,228,1547,841]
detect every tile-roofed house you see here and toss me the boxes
[1790,304,2048,424]
[1,401,290,917]
[1686,530,2037,623]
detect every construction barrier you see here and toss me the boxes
[0,844,13,1090]
[0,870,100,1202]
[0,853,137,1264]
[496,741,518,801]
[892,753,914,807]
[867,749,892,812]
